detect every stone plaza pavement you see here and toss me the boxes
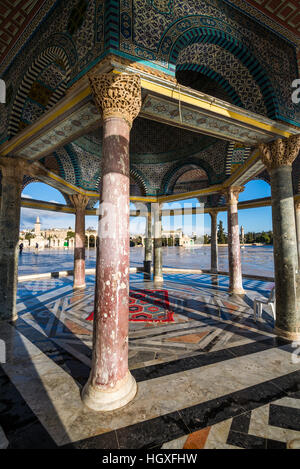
[0,273,299,449]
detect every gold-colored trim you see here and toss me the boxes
[158,184,223,203]
[137,77,295,139]
[1,87,90,156]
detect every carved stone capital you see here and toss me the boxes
[88,73,142,128]
[222,186,244,205]
[259,135,300,170]
[70,194,89,211]
[208,209,218,218]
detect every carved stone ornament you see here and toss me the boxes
[259,134,300,170]
[222,186,244,205]
[69,194,89,211]
[88,73,142,128]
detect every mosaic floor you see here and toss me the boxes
[1,273,299,449]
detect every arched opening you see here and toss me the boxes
[9,46,72,136]
[163,163,210,195]
[173,168,209,194]
[177,68,238,105]
[20,182,74,246]
[130,173,147,197]
[173,34,277,118]
[22,181,67,204]
[89,234,96,248]
[239,179,271,202]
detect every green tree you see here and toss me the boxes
[203,234,210,244]
[66,231,75,239]
[25,232,35,246]
[217,220,227,244]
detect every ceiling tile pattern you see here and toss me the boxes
[245,0,300,38]
[0,0,48,65]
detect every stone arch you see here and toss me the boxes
[251,170,271,186]
[21,179,69,205]
[9,45,73,136]
[22,176,40,191]
[129,168,148,196]
[177,62,243,108]
[161,159,211,195]
[166,28,278,119]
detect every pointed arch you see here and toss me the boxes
[8,46,73,136]
[165,27,279,119]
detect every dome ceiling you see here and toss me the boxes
[75,117,219,164]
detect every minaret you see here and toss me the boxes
[34,216,41,237]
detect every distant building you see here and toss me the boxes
[20,217,97,249]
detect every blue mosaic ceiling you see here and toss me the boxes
[0,0,299,200]
[39,118,228,195]
[1,0,299,146]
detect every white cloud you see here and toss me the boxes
[20,207,74,230]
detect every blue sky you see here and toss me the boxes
[21,179,272,234]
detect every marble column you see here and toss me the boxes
[209,210,218,273]
[70,194,89,289]
[153,202,163,283]
[223,186,245,295]
[0,158,32,321]
[82,73,141,411]
[260,136,300,341]
[294,200,300,269]
[144,203,152,279]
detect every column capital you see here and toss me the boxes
[88,72,142,128]
[259,134,300,170]
[222,186,244,205]
[70,194,89,211]
[208,208,219,216]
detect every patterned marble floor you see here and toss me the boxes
[1,273,299,449]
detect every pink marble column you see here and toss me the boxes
[224,187,245,295]
[82,73,141,411]
[70,194,89,289]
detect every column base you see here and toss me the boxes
[153,276,164,283]
[229,287,245,295]
[144,260,151,274]
[82,371,137,412]
[73,283,86,289]
[274,326,300,342]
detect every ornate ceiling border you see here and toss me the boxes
[0,0,60,77]
[223,0,300,47]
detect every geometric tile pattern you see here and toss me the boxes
[163,393,300,449]
[0,272,298,448]
[178,43,267,115]
[17,273,276,373]
[0,0,47,63]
